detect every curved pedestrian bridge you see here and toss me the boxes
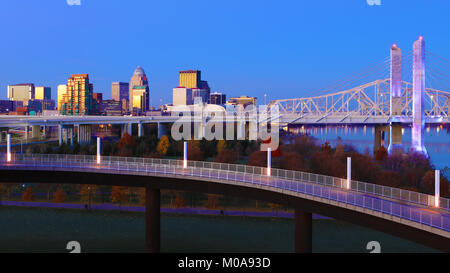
[0,153,449,252]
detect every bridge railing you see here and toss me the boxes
[1,152,449,233]
[3,152,450,211]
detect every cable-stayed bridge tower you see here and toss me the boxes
[411,36,428,156]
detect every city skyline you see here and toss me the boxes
[1,1,449,105]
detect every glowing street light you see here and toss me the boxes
[96,137,101,164]
[435,170,440,207]
[183,141,187,168]
[7,134,11,162]
[347,157,351,189]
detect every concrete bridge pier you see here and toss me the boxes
[138,123,143,137]
[24,126,29,141]
[78,125,92,145]
[58,125,63,145]
[157,123,169,139]
[374,125,390,153]
[31,125,40,139]
[295,208,312,253]
[388,122,403,154]
[121,123,132,138]
[145,187,160,253]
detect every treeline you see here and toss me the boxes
[20,132,450,198]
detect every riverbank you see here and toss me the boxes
[0,200,331,219]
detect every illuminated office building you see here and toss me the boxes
[60,74,94,115]
[129,66,149,114]
[179,70,210,103]
[57,84,67,111]
[35,86,51,100]
[7,83,35,106]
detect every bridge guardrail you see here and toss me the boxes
[2,152,449,212]
[0,152,449,233]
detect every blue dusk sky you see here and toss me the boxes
[0,0,449,105]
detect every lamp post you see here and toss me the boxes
[267,148,271,176]
[96,137,101,164]
[435,170,440,207]
[347,157,351,189]
[7,134,11,162]
[183,141,187,168]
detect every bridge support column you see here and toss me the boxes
[388,122,403,154]
[58,125,63,146]
[31,125,40,139]
[121,123,132,137]
[294,209,312,253]
[157,122,168,139]
[138,123,143,137]
[145,187,160,253]
[70,127,74,146]
[374,125,389,154]
[411,37,427,156]
[24,126,29,141]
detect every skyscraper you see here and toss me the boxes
[7,83,35,106]
[35,86,51,100]
[60,74,94,115]
[112,82,129,102]
[57,84,67,111]
[129,66,149,114]
[178,70,210,103]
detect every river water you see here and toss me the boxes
[0,207,436,253]
[289,125,450,171]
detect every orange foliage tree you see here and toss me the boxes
[280,152,307,172]
[375,146,388,161]
[376,170,402,187]
[110,186,128,205]
[117,133,136,157]
[22,187,34,201]
[174,194,185,208]
[156,135,170,156]
[421,170,449,197]
[187,141,203,161]
[205,194,220,209]
[214,149,238,164]
[79,185,98,204]
[53,188,67,203]
[248,151,267,167]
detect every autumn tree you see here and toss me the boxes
[421,170,449,197]
[117,133,136,157]
[248,151,267,167]
[79,185,98,204]
[187,141,203,161]
[214,149,238,164]
[53,188,67,203]
[280,152,307,172]
[376,170,402,187]
[156,135,170,156]
[110,186,128,205]
[375,146,388,161]
[22,187,34,202]
[174,194,185,208]
[205,194,220,209]
[217,140,226,154]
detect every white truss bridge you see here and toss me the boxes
[269,79,450,125]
